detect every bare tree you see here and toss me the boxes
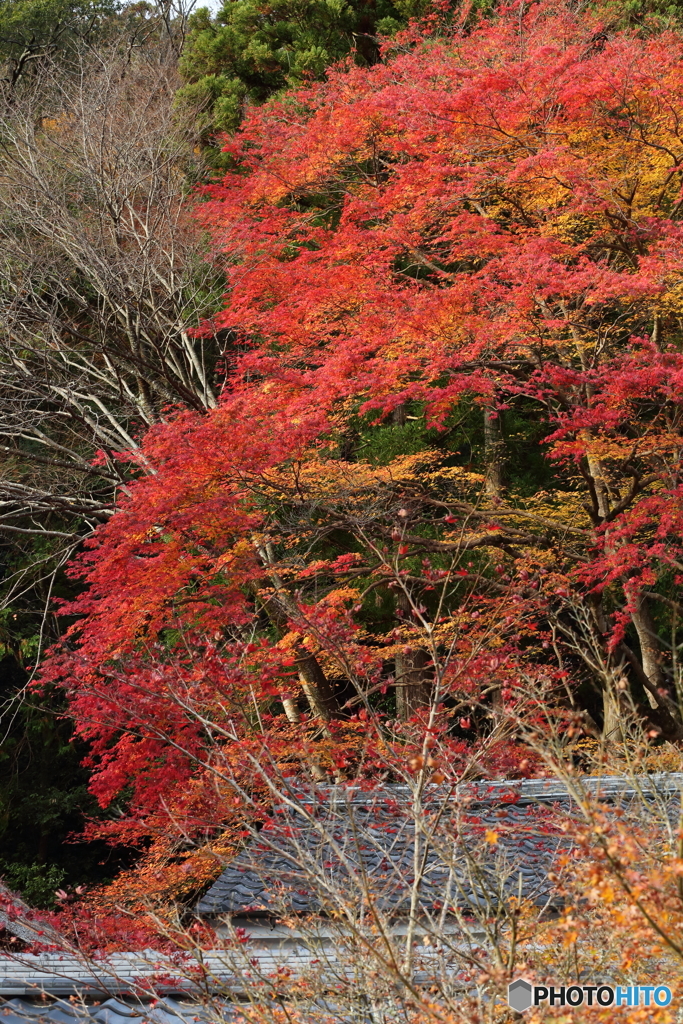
[0,39,221,624]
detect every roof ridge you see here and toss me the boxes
[273,773,683,806]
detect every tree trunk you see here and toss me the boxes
[585,451,611,520]
[394,591,430,720]
[484,406,504,497]
[257,590,340,723]
[393,403,407,426]
[295,651,339,723]
[253,541,341,723]
[586,593,627,744]
[630,592,663,711]
[281,696,301,724]
[602,683,626,746]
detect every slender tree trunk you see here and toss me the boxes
[395,591,430,720]
[256,590,340,723]
[483,403,505,707]
[586,591,626,744]
[630,592,663,711]
[484,406,504,497]
[583,454,625,736]
[251,561,335,780]
[602,685,626,745]
[281,696,301,724]
[295,651,339,723]
[586,451,611,521]
[253,541,341,723]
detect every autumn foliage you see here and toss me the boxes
[33,0,683,936]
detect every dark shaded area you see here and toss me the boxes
[0,654,136,908]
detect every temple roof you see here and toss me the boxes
[196,774,683,917]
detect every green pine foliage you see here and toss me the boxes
[177,0,404,150]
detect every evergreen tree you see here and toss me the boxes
[177,0,405,148]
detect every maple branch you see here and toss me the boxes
[379,527,535,554]
[618,642,683,740]
[603,472,659,523]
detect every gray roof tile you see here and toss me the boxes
[196,775,683,917]
[0,1000,242,1024]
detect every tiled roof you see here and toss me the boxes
[0,942,471,1004]
[196,774,683,916]
[0,951,224,997]
[0,996,243,1024]
[0,775,680,1009]
[0,948,319,998]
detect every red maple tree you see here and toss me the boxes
[35,0,683,923]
